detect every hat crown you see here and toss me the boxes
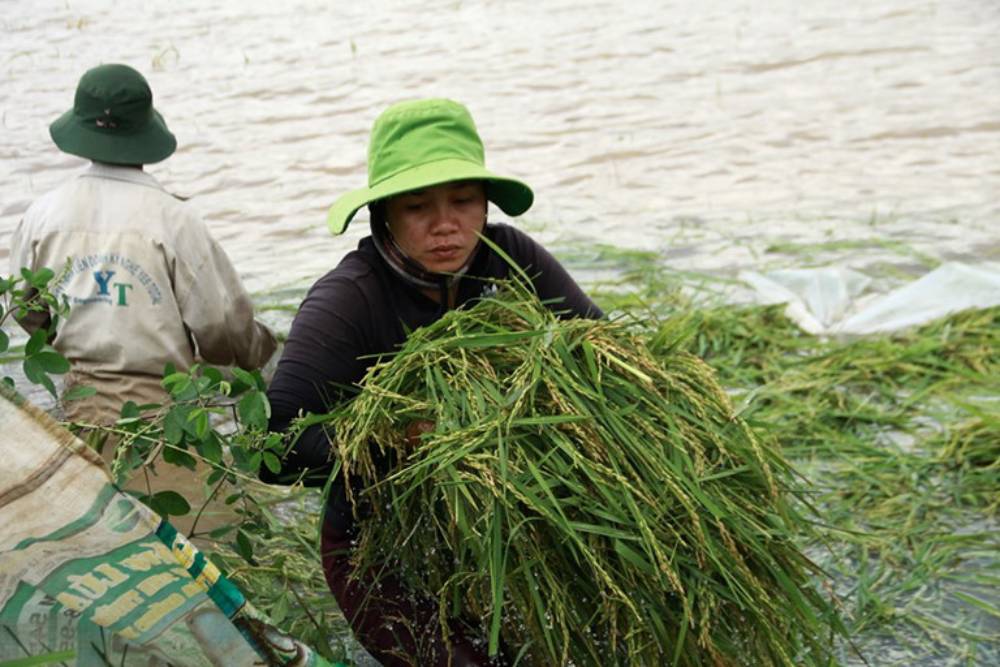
[367,99,485,187]
[73,64,154,132]
[325,97,533,235]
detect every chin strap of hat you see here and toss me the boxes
[369,208,480,304]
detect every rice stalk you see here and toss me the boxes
[326,283,843,666]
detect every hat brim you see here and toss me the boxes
[49,109,176,165]
[326,158,534,235]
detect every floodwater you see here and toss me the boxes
[1,0,998,295]
[2,1,999,665]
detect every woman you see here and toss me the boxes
[264,98,602,666]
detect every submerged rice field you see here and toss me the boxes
[581,248,999,666]
[220,241,999,666]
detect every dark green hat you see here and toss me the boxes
[327,98,534,235]
[49,64,176,165]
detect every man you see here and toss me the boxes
[10,63,276,426]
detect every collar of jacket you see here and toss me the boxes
[81,162,165,191]
[369,216,479,294]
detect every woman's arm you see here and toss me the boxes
[264,270,371,486]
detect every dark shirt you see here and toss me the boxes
[264,224,602,518]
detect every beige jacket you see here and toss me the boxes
[10,163,277,424]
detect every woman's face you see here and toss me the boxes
[385,180,487,274]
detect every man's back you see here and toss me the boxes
[13,162,276,423]
[10,64,275,425]
[18,164,196,379]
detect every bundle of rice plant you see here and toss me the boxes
[328,284,842,666]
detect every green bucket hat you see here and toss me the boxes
[49,63,176,165]
[326,98,534,235]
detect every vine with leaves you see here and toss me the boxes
[1,265,354,662]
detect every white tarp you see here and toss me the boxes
[739,262,1000,335]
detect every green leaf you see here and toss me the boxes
[29,267,55,288]
[194,374,213,395]
[63,385,97,401]
[167,377,196,400]
[147,491,191,517]
[237,390,270,430]
[209,524,235,539]
[262,451,281,474]
[192,411,210,439]
[33,349,70,374]
[0,328,8,354]
[234,529,255,564]
[184,408,209,438]
[22,357,56,396]
[270,592,289,624]
[231,366,257,388]
[614,539,656,575]
[161,371,190,388]
[229,445,251,469]
[163,407,186,445]
[162,446,197,470]
[198,434,224,464]
[25,329,47,356]
[954,591,1000,619]
[206,467,226,486]
[120,401,140,419]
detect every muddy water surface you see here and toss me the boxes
[2,0,998,294]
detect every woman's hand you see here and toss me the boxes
[403,419,435,448]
